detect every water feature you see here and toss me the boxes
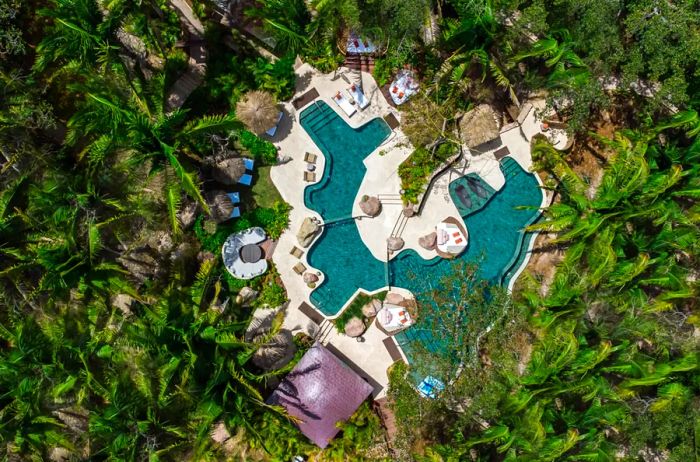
[300,101,543,353]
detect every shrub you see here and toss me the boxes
[251,201,291,239]
[237,130,278,165]
[334,291,387,332]
[399,142,458,204]
[256,282,287,308]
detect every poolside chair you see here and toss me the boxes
[293,262,307,275]
[230,207,241,218]
[289,246,304,258]
[348,84,369,109]
[227,192,240,204]
[304,171,316,182]
[243,158,255,171]
[332,91,356,117]
[238,173,253,186]
[304,152,317,163]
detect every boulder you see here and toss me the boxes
[403,206,416,217]
[211,421,231,444]
[303,272,319,283]
[297,217,320,248]
[344,317,366,337]
[49,448,71,462]
[236,287,258,306]
[359,196,382,217]
[385,292,405,305]
[387,236,405,251]
[362,299,382,318]
[419,231,437,250]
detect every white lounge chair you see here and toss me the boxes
[332,92,356,117]
[348,85,369,109]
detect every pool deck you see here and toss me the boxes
[265,63,567,399]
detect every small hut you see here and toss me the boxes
[459,104,501,149]
[212,157,246,185]
[206,190,235,223]
[235,91,279,135]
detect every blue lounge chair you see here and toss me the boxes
[227,192,240,204]
[230,207,241,218]
[243,158,255,171]
[417,376,444,399]
[238,173,253,186]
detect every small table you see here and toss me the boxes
[306,164,316,172]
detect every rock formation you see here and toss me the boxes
[297,217,320,247]
[419,231,437,250]
[387,236,405,251]
[359,195,382,217]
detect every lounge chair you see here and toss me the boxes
[332,91,356,117]
[293,262,307,275]
[243,158,255,171]
[265,112,283,137]
[238,173,253,186]
[290,246,304,258]
[230,207,241,218]
[227,192,240,204]
[348,84,369,109]
[304,152,317,163]
[304,171,316,182]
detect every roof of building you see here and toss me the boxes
[267,343,373,448]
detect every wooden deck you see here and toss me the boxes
[298,301,325,325]
[382,337,405,363]
[494,145,511,161]
[292,88,320,110]
[383,113,400,130]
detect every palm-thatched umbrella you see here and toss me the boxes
[459,104,501,149]
[212,157,246,185]
[205,190,234,223]
[235,91,279,135]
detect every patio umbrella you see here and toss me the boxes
[206,190,234,222]
[212,157,246,185]
[235,90,279,135]
[459,104,501,149]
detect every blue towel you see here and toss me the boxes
[230,207,241,218]
[243,158,255,171]
[227,192,240,204]
[239,173,253,186]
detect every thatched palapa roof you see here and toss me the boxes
[206,190,235,223]
[459,104,501,149]
[212,157,246,185]
[235,90,278,135]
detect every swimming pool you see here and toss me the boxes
[301,102,391,221]
[300,102,543,327]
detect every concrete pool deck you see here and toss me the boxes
[265,63,567,398]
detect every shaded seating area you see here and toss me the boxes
[206,190,240,222]
[268,343,373,448]
[222,227,268,279]
[436,217,467,258]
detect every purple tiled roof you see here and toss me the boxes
[267,343,373,448]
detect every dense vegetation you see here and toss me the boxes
[1,0,699,461]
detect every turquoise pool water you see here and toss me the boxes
[301,102,391,221]
[300,103,543,336]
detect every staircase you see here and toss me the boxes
[315,318,335,345]
[378,193,403,206]
[343,54,375,74]
[299,101,334,132]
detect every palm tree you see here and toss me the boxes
[235,90,279,135]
